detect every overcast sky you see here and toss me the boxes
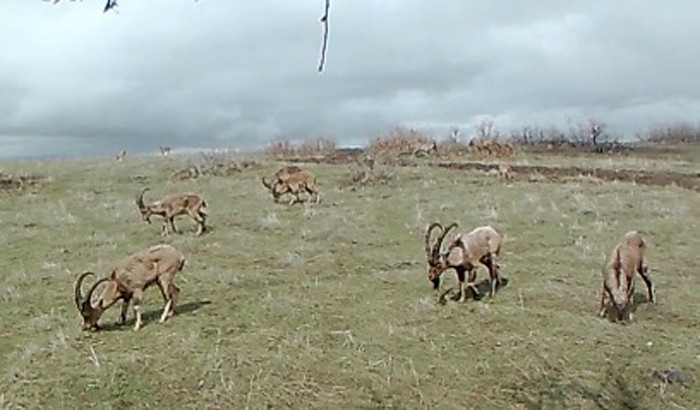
[1,1,699,158]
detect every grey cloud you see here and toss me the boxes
[1,1,700,159]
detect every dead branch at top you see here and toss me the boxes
[318,0,331,72]
[48,0,333,71]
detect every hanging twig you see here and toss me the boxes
[317,0,330,72]
[103,0,118,13]
[49,0,331,70]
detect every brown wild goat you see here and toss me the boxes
[425,222,503,302]
[412,140,438,157]
[74,244,186,331]
[262,166,320,205]
[598,230,655,321]
[136,188,207,236]
[498,163,514,180]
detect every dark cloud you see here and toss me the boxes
[1,1,699,158]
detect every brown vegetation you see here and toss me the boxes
[367,127,438,158]
[0,172,44,193]
[636,122,700,144]
[265,137,336,159]
[170,153,260,181]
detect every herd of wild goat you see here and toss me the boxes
[74,162,655,332]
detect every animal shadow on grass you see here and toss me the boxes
[600,292,655,324]
[439,277,510,304]
[99,299,213,332]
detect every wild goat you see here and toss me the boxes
[115,150,127,162]
[498,163,514,180]
[412,141,438,157]
[262,166,320,205]
[159,145,172,156]
[598,231,655,321]
[136,188,207,236]
[425,222,503,302]
[74,244,186,331]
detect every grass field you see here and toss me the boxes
[0,149,698,409]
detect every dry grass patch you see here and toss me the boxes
[0,154,697,408]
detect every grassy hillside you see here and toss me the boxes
[0,151,698,409]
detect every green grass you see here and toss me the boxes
[0,152,698,409]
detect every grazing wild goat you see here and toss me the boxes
[74,244,186,331]
[136,188,208,236]
[598,230,655,321]
[425,222,504,302]
[115,150,127,162]
[498,163,514,181]
[262,166,320,205]
[412,140,438,157]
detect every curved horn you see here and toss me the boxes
[433,222,458,262]
[74,271,94,310]
[82,277,108,313]
[424,223,443,262]
[261,176,273,190]
[136,187,149,210]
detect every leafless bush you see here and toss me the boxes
[508,120,628,154]
[434,124,518,158]
[636,122,700,144]
[170,152,261,181]
[264,137,337,159]
[296,137,336,158]
[0,172,45,193]
[367,127,437,158]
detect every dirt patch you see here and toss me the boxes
[287,149,700,192]
[434,162,700,192]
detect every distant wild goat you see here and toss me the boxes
[74,244,186,331]
[115,150,127,162]
[412,140,438,157]
[598,231,655,321]
[425,222,504,302]
[136,188,208,236]
[498,163,514,180]
[159,145,172,156]
[261,166,320,205]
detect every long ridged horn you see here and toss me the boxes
[433,222,458,263]
[424,223,443,263]
[82,277,108,314]
[136,187,149,210]
[74,272,94,311]
[261,176,273,190]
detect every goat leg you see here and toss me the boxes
[117,296,131,325]
[132,289,144,331]
[638,265,655,304]
[598,285,609,318]
[455,266,467,302]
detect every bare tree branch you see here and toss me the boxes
[318,0,330,73]
[48,0,333,71]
